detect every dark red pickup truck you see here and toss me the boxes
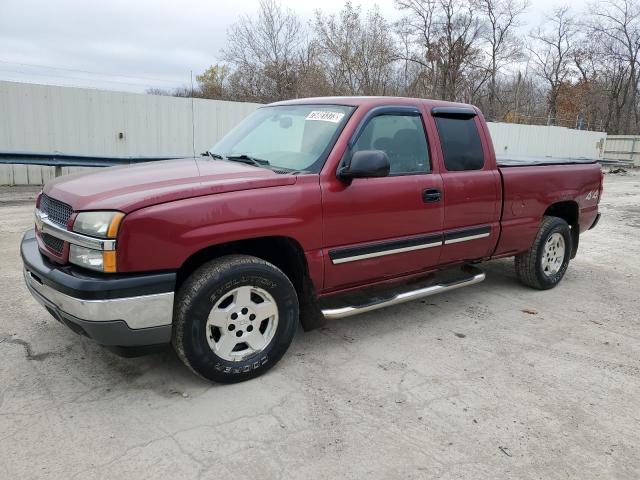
[21,96,603,382]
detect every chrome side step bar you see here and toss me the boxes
[321,267,486,320]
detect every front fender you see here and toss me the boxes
[116,178,323,273]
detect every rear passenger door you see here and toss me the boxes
[432,107,501,265]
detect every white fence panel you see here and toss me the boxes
[0,81,260,185]
[487,122,606,159]
[1,81,610,185]
[603,135,640,166]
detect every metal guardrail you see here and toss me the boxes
[0,151,187,168]
[1,150,634,175]
[598,157,635,167]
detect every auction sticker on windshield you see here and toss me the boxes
[306,111,345,123]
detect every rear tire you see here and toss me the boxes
[515,216,572,290]
[172,254,298,383]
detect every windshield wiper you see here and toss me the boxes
[201,151,225,160]
[202,151,274,170]
[225,154,271,167]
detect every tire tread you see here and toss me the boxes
[172,254,296,382]
[515,216,570,290]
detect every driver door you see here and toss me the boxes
[320,106,444,291]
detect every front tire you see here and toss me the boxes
[172,254,298,383]
[515,216,572,290]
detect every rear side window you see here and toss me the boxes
[434,117,484,171]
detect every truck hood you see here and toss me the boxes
[44,158,298,213]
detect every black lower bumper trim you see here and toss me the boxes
[105,344,170,358]
[43,299,172,348]
[589,213,601,230]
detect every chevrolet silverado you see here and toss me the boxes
[21,96,603,383]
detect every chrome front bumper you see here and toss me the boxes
[23,268,174,329]
[21,229,176,350]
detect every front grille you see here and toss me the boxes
[40,193,73,227]
[42,233,64,254]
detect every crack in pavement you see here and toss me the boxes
[2,337,58,361]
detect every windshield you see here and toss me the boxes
[209,104,354,172]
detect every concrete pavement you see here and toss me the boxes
[1,173,638,479]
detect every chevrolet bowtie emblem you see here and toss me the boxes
[34,210,47,231]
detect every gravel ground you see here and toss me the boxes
[0,172,638,480]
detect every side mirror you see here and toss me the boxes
[338,150,390,180]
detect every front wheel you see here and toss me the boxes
[515,216,572,290]
[172,254,298,383]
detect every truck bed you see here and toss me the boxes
[493,161,602,258]
[497,155,598,167]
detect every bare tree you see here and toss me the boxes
[395,0,484,102]
[147,86,198,98]
[222,0,308,102]
[474,0,528,120]
[314,2,398,96]
[528,6,576,125]
[196,64,231,99]
[570,41,611,130]
[586,0,640,133]
[394,0,439,98]
[438,0,484,101]
[146,88,172,96]
[599,53,633,132]
[184,0,640,134]
[294,41,334,98]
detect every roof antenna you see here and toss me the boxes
[190,70,196,159]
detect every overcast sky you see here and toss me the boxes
[0,0,582,93]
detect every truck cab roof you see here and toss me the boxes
[270,96,476,111]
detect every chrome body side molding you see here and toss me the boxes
[444,232,491,245]
[331,239,441,264]
[329,226,493,264]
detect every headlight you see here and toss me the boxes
[73,211,124,238]
[69,245,117,273]
[70,211,123,272]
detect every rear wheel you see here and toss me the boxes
[515,216,572,290]
[172,254,298,383]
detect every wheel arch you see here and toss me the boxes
[176,235,326,331]
[177,236,306,290]
[544,201,579,258]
